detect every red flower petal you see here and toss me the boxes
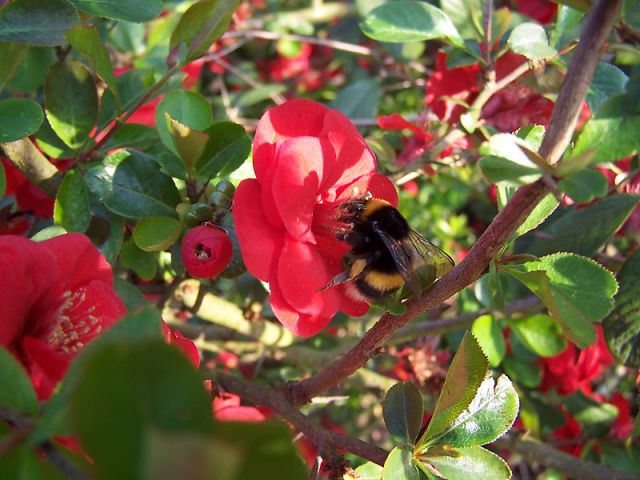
[233,179,284,281]
[272,137,329,242]
[162,322,200,368]
[276,236,340,318]
[21,336,70,400]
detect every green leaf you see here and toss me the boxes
[478,155,541,185]
[0,0,79,46]
[383,445,419,480]
[209,422,308,480]
[604,249,640,368]
[0,348,38,416]
[45,60,98,149]
[361,1,464,46]
[431,375,518,448]
[0,446,65,480]
[354,462,384,480]
[383,382,424,445]
[65,25,119,101]
[7,46,56,93]
[587,62,628,113]
[195,122,251,180]
[440,0,483,42]
[98,213,125,264]
[69,0,163,22]
[69,341,212,480]
[330,78,381,120]
[572,95,640,163]
[120,239,158,280]
[527,194,640,257]
[508,313,567,357]
[165,112,209,173]
[514,193,559,238]
[558,169,608,204]
[30,225,67,242]
[85,149,181,219]
[423,446,511,480]
[0,41,28,93]
[508,22,557,60]
[54,169,90,233]
[133,216,182,252]
[565,391,619,436]
[0,98,43,142]
[155,90,213,157]
[502,356,541,388]
[508,253,619,347]
[113,277,148,312]
[232,85,287,109]
[420,332,488,444]
[101,123,159,152]
[169,0,240,63]
[471,315,505,367]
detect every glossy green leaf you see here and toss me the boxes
[558,169,608,204]
[98,213,125,264]
[0,348,38,416]
[478,155,541,185]
[502,356,541,388]
[471,315,505,367]
[69,341,212,480]
[113,277,148,312]
[133,216,182,252]
[604,249,640,368]
[431,375,518,448]
[587,62,628,113]
[508,314,567,357]
[232,85,287,109]
[101,123,159,152]
[440,0,483,42]
[0,41,28,92]
[508,22,556,60]
[423,446,511,480]
[527,194,640,257]
[383,382,424,445]
[45,60,98,148]
[0,0,79,46]
[0,98,43,142]
[507,253,618,347]
[354,462,384,480]
[514,193,559,238]
[565,391,618,436]
[573,94,640,163]
[361,1,464,46]
[330,78,381,120]
[165,112,209,172]
[120,239,158,280]
[54,169,90,233]
[169,0,240,63]
[30,225,67,242]
[65,25,119,100]
[69,0,163,22]
[420,332,488,444]
[383,445,419,480]
[195,121,251,180]
[155,90,212,157]
[8,46,56,93]
[85,150,181,219]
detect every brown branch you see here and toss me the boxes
[214,374,389,466]
[1,139,62,198]
[285,0,624,406]
[497,433,640,480]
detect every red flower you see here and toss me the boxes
[539,326,614,396]
[232,99,397,336]
[552,413,583,456]
[162,322,200,368]
[181,224,233,279]
[514,0,557,25]
[213,392,268,422]
[608,392,634,440]
[1,157,55,218]
[0,233,125,399]
[425,52,554,132]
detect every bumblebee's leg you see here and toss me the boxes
[319,271,351,292]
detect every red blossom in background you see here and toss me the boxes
[233,99,398,336]
[425,51,554,131]
[552,413,583,456]
[1,157,58,218]
[538,326,614,396]
[181,224,233,279]
[162,322,200,368]
[0,234,125,399]
[513,0,558,24]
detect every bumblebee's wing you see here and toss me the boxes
[372,223,454,297]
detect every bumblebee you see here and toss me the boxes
[323,195,455,302]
